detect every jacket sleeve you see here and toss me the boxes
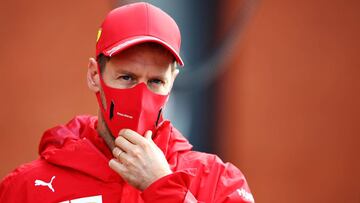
[0,170,28,203]
[141,156,254,203]
[212,157,255,203]
[141,171,197,203]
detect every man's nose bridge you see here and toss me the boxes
[131,81,150,93]
[137,78,147,84]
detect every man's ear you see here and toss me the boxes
[87,58,101,93]
[168,67,179,92]
[172,68,179,82]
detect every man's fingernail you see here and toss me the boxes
[119,129,125,135]
[109,159,116,165]
[145,130,153,138]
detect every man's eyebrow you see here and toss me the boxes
[117,70,137,76]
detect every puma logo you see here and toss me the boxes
[34,176,56,192]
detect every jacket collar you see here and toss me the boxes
[39,115,192,182]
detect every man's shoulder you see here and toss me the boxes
[1,159,50,187]
[167,124,239,173]
[177,150,238,173]
[0,158,52,199]
[0,114,98,193]
[180,150,218,163]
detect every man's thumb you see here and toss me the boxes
[145,130,153,140]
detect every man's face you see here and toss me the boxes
[101,44,178,95]
[87,43,179,136]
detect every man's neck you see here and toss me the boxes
[96,111,115,151]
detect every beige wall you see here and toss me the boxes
[0,1,112,178]
[218,0,360,202]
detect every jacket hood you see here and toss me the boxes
[38,115,192,183]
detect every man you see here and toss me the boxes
[0,2,254,202]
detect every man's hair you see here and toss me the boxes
[97,54,110,74]
[97,43,177,74]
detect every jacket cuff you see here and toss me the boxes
[141,171,192,202]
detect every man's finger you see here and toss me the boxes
[114,135,134,152]
[112,147,124,159]
[144,130,153,141]
[112,147,132,166]
[109,159,127,175]
[119,129,145,145]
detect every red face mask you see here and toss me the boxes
[96,66,169,138]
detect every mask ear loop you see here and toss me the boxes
[109,101,115,120]
[95,62,117,138]
[155,108,163,127]
[95,62,110,115]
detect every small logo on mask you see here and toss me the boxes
[117,112,133,119]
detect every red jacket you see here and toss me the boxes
[0,115,254,203]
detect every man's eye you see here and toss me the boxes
[149,79,163,85]
[119,75,132,81]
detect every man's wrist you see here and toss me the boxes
[141,169,173,191]
[141,171,192,202]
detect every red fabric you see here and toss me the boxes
[0,115,254,203]
[96,78,169,137]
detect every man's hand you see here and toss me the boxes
[109,129,172,191]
